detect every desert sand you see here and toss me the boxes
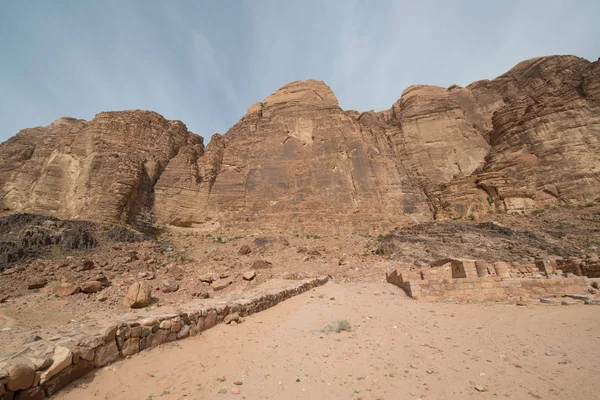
[56,282,600,400]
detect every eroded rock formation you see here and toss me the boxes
[1,55,599,232]
[0,111,202,229]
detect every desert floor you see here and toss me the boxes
[56,281,600,400]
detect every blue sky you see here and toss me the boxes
[1,0,598,143]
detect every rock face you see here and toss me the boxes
[439,56,600,217]
[1,56,599,232]
[0,110,202,230]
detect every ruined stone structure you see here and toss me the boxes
[1,55,599,233]
[386,258,594,302]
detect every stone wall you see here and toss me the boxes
[555,254,600,278]
[0,277,328,399]
[386,258,592,302]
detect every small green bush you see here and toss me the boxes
[323,320,352,333]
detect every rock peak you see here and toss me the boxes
[248,79,339,117]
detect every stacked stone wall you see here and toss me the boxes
[0,277,328,399]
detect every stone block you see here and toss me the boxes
[196,316,205,332]
[150,330,168,348]
[122,338,140,357]
[93,340,119,367]
[42,360,94,397]
[40,346,72,384]
[73,347,94,362]
[205,310,217,329]
[13,386,45,400]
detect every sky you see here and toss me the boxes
[0,0,598,143]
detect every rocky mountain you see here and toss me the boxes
[1,55,598,233]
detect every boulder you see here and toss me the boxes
[160,281,179,293]
[80,280,103,294]
[7,363,35,391]
[123,281,152,308]
[27,278,47,290]
[55,282,80,297]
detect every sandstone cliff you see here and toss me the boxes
[0,111,202,229]
[1,55,598,233]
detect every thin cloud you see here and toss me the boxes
[0,1,598,143]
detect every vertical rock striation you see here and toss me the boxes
[1,55,599,232]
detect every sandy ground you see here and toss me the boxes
[56,281,600,400]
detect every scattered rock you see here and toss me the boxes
[80,281,103,294]
[199,274,217,283]
[233,381,243,385]
[238,245,252,255]
[55,282,81,297]
[168,266,185,280]
[160,281,179,293]
[25,335,42,344]
[231,387,241,395]
[96,293,108,302]
[212,278,233,291]
[218,388,227,394]
[123,281,152,308]
[251,260,272,269]
[224,313,240,324]
[192,290,210,299]
[77,260,94,272]
[242,271,256,281]
[27,278,47,290]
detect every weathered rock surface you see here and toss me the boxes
[211,278,233,291]
[242,270,256,281]
[0,111,202,230]
[123,281,151,308]
[55,282,80,297]
[80,280,103,294]
[6,363,35,391]
[1,56,598,231]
